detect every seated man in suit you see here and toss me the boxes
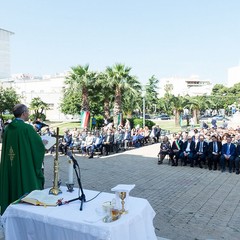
[102,129,114,155]
[220,136,236,173]
[81,131,94,156]
[194,134,208,168]
[180,135,196,167]
[169,133,183,166]
[207,135,222,170]
[89,131,104,158]
[158,136,171,164]
[234,138,240,175]
[113,128,124,153]
[123,128,131,150]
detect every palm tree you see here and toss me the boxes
[65,64,97,112]
[184,96,201,124]
[29,97,49,120]
[170,95,187,127]
[122,82,142,118]
[96,72,115,121]
[197,95,214,120]
[106,63,140,127]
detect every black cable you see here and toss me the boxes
[85,191,102,203]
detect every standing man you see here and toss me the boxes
[0,104,46,215]
[91,115,97,130]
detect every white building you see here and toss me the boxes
[228,65,240,87]
[1,73,78,121]
[0,28,14,79]
[159,75,213,97]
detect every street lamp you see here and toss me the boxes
[142,88,146,128]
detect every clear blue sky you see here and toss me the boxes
[1,0,240,84]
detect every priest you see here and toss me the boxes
[0,104,46,215]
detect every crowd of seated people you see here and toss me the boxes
[42,124,162,158]
[158,127,240,175]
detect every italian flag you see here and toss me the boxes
[80,111,90,129]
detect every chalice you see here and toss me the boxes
[119,191,128,214]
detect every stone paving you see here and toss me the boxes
[2,143,240,239]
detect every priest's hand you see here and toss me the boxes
[42,139,48,146]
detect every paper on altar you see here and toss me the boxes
[111,184,135,192]
[41,135,56,150]
[111,184,135,211]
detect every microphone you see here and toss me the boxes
[67,151,79,167]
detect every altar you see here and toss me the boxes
[1,187,157,240]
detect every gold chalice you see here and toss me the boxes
[119,191,128,214]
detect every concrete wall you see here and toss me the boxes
[0,28,13,79]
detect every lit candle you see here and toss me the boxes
[68,159,74,184]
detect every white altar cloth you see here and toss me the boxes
[2,187,157,240]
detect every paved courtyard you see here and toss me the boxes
[2,143,240,239]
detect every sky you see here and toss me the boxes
[1,0,240,85]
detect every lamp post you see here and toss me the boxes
[142,88,146,128]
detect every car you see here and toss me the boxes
[199,115,211,120]
[182,114,192,120]
[214,115,225,121]
[144,114,151,119]
[157,114,171,120]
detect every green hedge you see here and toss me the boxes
[94,116,155,129]
[95,116,104,128]
[124,118,155,129]
[1,114,14,122]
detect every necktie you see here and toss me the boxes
[200,142,203,152]
[227,144,230,155]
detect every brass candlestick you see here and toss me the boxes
[49,127,62,195]
[119,191,128,214]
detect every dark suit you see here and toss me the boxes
[207,141,222,170]
[102,134,114,155]
[194,141,208,168]
[220,143,236,172]
[234,144,240,174]
[180,140,196,166]
[169,140,183,166]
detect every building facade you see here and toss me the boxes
[228,65,240,87]
[1,73,78,121]
[0,28,14,79]
[159,75,213,97]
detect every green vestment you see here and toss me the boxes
[0,119,45,215]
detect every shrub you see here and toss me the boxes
[29,113,46,121]
[1,114,14,122]
[95,115,104,128]
[133,118,155,129]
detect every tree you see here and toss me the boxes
[164,83,174,96]
[145,75,159,113]
[212,84,228,96]
[96,72,115,120]
[169,95,187,127]
[0,87,20,115]
[61,64,98,115]
[105,63,140,127]
[122,81,142,118]
[29,97,49,120]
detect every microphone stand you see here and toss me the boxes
[66,151,86,211]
